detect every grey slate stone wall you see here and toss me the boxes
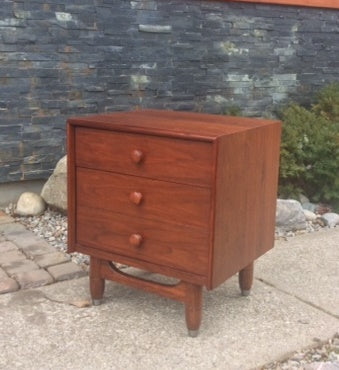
[0,0,338,183]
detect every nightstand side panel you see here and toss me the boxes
[210,122,281,289]
[67,121,76,253]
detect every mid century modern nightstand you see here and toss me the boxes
[67,110,281,336]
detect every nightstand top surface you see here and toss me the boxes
[68,109,280,141]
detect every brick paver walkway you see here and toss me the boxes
[0,211,86,294]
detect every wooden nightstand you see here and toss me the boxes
[67,110,281,336]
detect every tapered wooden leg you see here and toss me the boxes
[184,283,203,337]
[239,262,254,296]
[90,257,105,305]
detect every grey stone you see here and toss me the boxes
[0,267,8,279]
[14,269,54,289]
[321,213,339,228]
[3,260,40,276]
[47,262,86,281]
[34,252,71,269]
[41,156,67,212]
[0,211,14,225]
[0,277,19,294]
[303,209,317,222]
[15,192,46,216]
[0,241,18,253]
[276,199,307,231]
[20,241,56,258]
[0,223,27,235]
[1,2,339,184]
[138,24,172,33]
[304,362,339,370]
[302,202,317,213]
[299,194,309,204]
[6,230,49,250]
[0,250,26,265]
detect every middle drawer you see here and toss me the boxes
[76,167,211,229]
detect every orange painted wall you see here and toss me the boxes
[222,0,339,9]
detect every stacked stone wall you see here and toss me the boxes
[0,0,338,182]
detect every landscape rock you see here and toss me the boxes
[299,194,310,204]
[276,199,307,231]
[321,213,339,228]
[41,156,67,212]
[15,192,46,216]
[302,202,317,213]
[303,209,317,222]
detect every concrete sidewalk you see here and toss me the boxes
[0,227,338,370]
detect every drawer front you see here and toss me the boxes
[76,167,211,229]
[75,127,213,186]
[76,206,209,276]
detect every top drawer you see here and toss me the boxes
[75,127,213,186]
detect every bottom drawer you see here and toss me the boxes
[76,206,209,276]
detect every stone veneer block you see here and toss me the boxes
[34,252,70,269]
[14,269,54,289]
[0,277,19,294]
[0,2,338,186]
[47,262,86,282]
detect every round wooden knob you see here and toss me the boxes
[129,234,143,247]
[129,191,143,205]
[131,149,144,164]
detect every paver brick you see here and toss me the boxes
[0,223,27,235]
[47,262,87,282]
[2,259,40,276]
[34,251,70,268]
[0,211,14,225]
[0,240,18,252]
[21,242,56,258]
[0,277,19,294]
[6,230,48,249]
[14,269,54,289]
[0,267,8,278]
[0,250,26,265]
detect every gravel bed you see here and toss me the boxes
[261,333,339,370]
[2,203,338,369]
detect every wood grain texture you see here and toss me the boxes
[210,122,281,289]
[76,167,211,228]
[90,257,105,301]
[220,0,339,9]
[75,127,213,187]
[185,284,203,332]
[67,123,76,253]
[68,109,282,334]
[76,244,207,286]
[101,261,188,302]
[68,110,279,141]
[76,206,209,276]
[239,262,254,293]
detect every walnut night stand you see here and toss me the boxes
[67,110,281,337]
